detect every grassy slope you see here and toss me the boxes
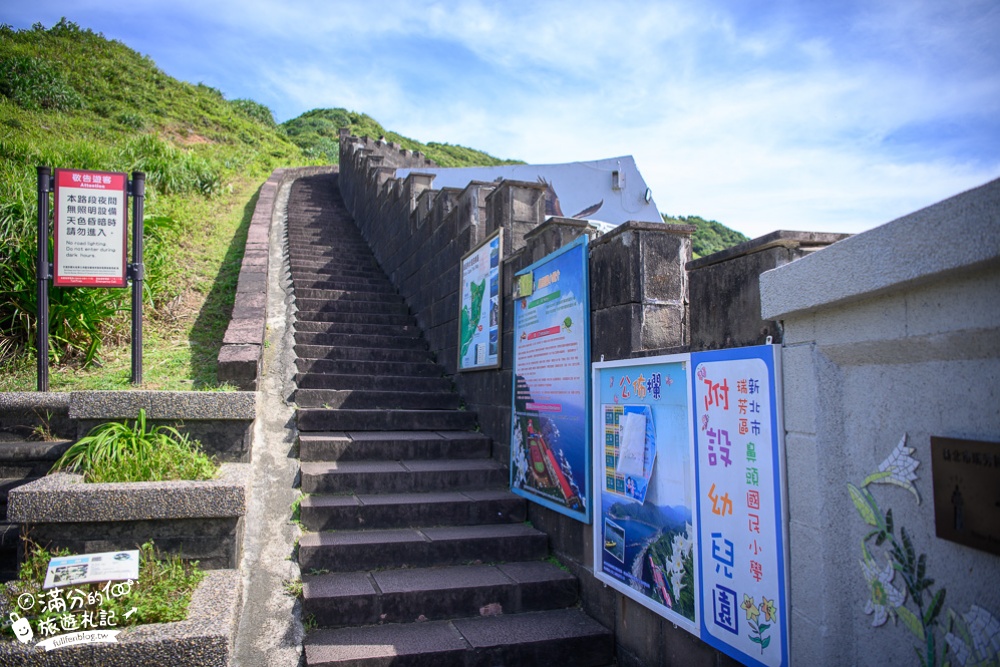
[0,20,311,390]
[663,214,750,259]
[282,107,523,167]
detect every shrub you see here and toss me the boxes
[0,55,84,111]
[51,408,217,482]
[229,98,276,128]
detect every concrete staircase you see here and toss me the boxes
[0,437,73,580]
[287,173,612,667]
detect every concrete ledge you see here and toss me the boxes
[685,229,850,271]
[0,569,240,666]
[0,392,70,415]
[216,164,338,390]
[69,391,255,421]
[761,177,1000,320]
[7,463,248,523]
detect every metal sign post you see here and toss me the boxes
[129,172,145,385]
[36,167,52,392]
[35,167,145,389]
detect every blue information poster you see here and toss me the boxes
[458,230,502,371]
[592,353,699,634]
[692,345,788,667]
[510,236,591,523]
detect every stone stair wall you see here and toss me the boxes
[333,132,851,666]
[335,133,708,666]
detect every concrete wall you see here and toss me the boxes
[760,178,1000,666]
[687,231,849,351]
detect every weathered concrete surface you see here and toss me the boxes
[232,170,304,667]
[0,569,241,666]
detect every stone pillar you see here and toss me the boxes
[485,180,546,255]
[589,221,694,361]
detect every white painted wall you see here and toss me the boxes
[760,178,1000,666]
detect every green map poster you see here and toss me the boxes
[458,230,502,371]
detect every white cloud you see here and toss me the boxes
[11,0,1000,238]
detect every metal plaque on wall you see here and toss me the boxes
[931,436,1000,556]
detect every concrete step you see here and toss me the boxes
[293,277,396,294]
[304,608,612,667]
[295,311,414,327]
[293,288,404,303]
[288,244,378,258]
[293,388,461,410]
[287,259,386,276]
[295,298,408,316]
[298,431,491,462]
[294,373,448,393]
[302,561,576,627]
[294,331,427,350]
[298,523,549,572]
[300,459,504,494]
[295,358,442,379]
[293,344,432,364]
[294,320,422,337]
[297,409,477,432]
[289,275,395,293]
[301,489,524,531]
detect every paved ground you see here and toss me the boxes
[232,177,305,667]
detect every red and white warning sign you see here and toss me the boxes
[53,169,128,287]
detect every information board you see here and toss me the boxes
[592,353,699,634]
[692,345,788,667]
[510,236,591,522]
[53,169,128,287]
[458,230,502,371]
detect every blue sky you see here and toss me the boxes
[6,0,999,238]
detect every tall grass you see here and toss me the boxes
[0,19,307,374]
[50,408,217,482]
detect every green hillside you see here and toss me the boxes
[0,19,312,388]
[282,108,522,168]
[664,214,750,259]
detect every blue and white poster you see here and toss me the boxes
[692,345,788,667]
[592,353,699,634]
[458,230,502,371]
[510,236,591,522]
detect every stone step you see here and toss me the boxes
[301,489,524,531]
[292,277,396,294]
[294,373,449,393]
[298,431,491,462]
[298,523,549,572]
[293,288,404,304]
[302,561,576,628]
[300,459,503,494]
[304,608,612,667]
[286,253,379,268]
[295,298,408,316]
[289,274,395,293]
[296,358,441,379]
[288,264,387,281]
[295,331,426,350]
[297,409,477,432]
[287,259,385,275]
[293,344,432,364]
[286,243,378,256]
[0,440,73,466]
[293,388,461,410]
[294,320,422,337]
[295,311,415,326]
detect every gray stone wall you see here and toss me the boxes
[337,132,745,667]
[686,230,849,351]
